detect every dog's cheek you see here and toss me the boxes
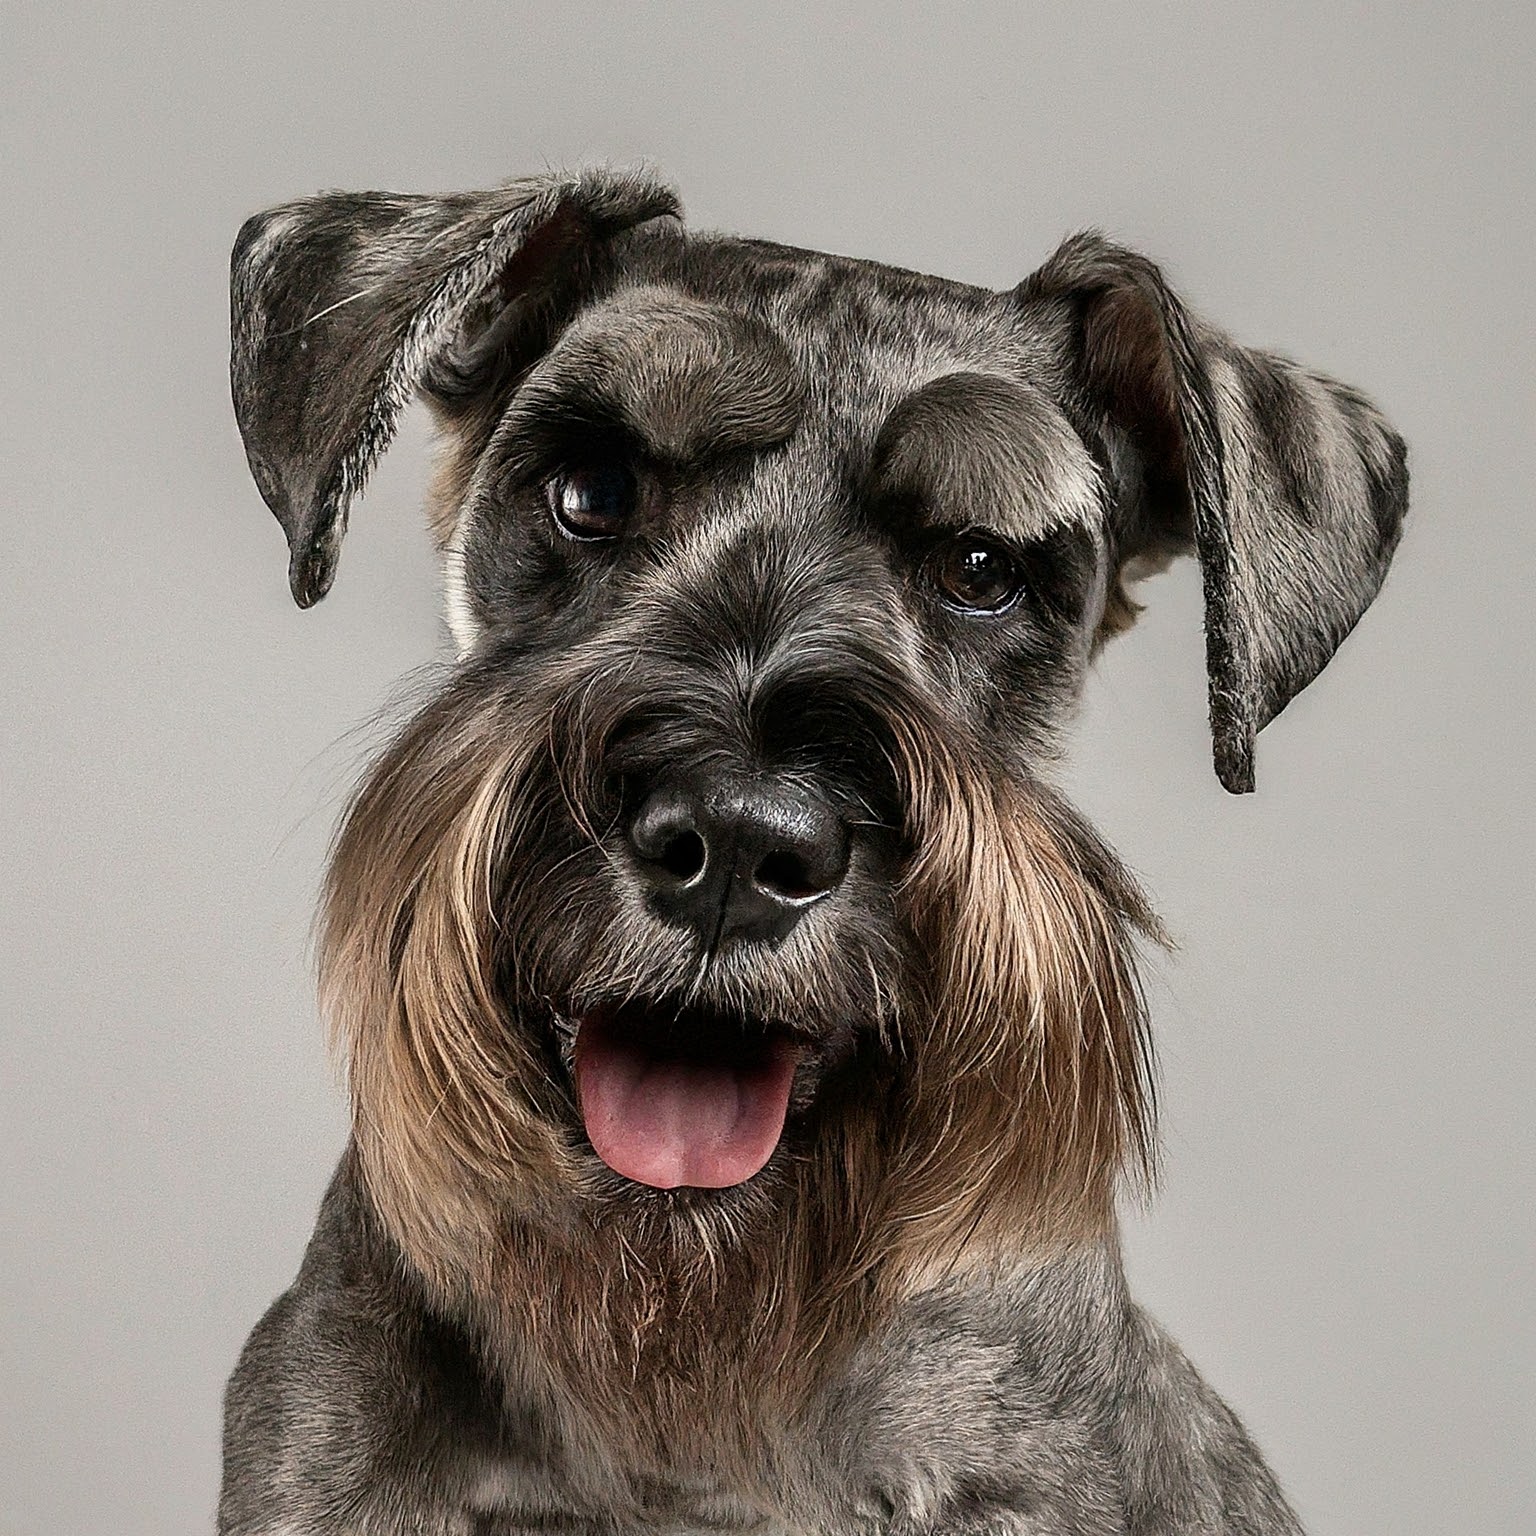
[942,618,1090,753]
[921,526,1105,747]
[458,503,608,651]
[495,825,605,991]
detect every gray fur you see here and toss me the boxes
[222,166,1406,1535]
[526,287,807,463]
[869,373,1104,544]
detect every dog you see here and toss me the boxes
[219,167,1406,1536]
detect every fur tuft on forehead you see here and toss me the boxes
[516,287,807,464]
[870,372,1105,542]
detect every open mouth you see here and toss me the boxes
[573,1003,805,1190]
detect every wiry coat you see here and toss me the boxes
[220,168,1406,1535]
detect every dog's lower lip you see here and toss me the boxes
[572,1007,802,1191]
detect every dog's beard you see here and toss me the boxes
[318,649,1158,1353]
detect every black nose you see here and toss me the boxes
[627,777,850,947]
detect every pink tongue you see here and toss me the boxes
[575,1025,796,1189]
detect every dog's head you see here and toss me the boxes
[231,168,1405,1307]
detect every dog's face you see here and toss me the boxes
[231,170,1405,1309]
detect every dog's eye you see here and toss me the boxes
[545,464,635,541]
[928,534,1023,613]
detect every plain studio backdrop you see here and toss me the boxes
[3,4,1532,1533]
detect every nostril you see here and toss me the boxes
[754,848,822,903]
[629,776,847,941]
[659,829,707,883]
[628,786,709,886]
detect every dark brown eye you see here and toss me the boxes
[929,534,1023,613]
[545,463,635,540]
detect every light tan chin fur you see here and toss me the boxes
[318,685,1158,1469]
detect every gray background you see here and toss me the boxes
[3,3,1531,1533]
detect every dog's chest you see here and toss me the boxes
[461,1296,1081,1536]
[467,1465,822,1536]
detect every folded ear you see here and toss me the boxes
[230,168,680,606]
[1018,234,1408,793]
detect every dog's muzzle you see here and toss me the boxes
[567,769,853,1191]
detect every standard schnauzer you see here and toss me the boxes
[220,167,1406,1535]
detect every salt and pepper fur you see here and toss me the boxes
[221,168,1406,1535]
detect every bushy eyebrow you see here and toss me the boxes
[867,372,1104,541]
[503,288,805,467]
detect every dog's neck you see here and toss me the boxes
[346,1111,1126,1490]
[404,1170,1128,1502]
